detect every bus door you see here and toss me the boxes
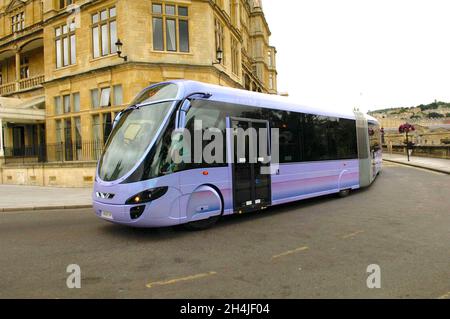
[230,118,272,214]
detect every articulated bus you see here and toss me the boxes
[93,81,382,229]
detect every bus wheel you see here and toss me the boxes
[184,216,221,231]
[338,189,351,198]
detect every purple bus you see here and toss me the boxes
[93,81,382,229]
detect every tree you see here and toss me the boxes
[428,112,444,119]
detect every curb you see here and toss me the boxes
[383,159,450,175]
[0,205,92,213]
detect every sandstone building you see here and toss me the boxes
[0,0,278,186]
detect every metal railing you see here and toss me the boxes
[3,141,105,165]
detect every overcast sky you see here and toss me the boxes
[263,0,450,113]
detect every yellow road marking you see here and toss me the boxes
[438,292,450,299]
[146,271,217,288]
[342,230,364,239]
[272,246,309,260]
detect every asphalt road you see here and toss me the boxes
[0,162,449,299]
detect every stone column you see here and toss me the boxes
[0,118,4,157]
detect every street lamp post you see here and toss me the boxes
[399,123,415,162]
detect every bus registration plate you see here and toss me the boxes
[101,211,113,220]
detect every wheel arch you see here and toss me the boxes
[202,183,225,216]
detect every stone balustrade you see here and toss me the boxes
[383,145,450,159]
[0,75,44,96]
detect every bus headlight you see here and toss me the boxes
[125,187,168,205]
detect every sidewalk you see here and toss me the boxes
[383,153,450,174]
[0,185,92,212]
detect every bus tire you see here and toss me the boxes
[338,189,351,198]
[184,216,221,231]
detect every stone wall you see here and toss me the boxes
[383,145,450,159]
[0,161,97,188]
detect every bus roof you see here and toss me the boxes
[149,80,363,120]
[366,114,380,124]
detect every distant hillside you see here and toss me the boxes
[369,101,450,119]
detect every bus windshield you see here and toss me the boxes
[131,83,179,106]
[98,101,174,182]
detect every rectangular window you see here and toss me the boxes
[110,20,117,54]
[302,115,328,161]
[100,87,111,107]
[179,20,189,52]
[73,93,80,112]
[63,95,71,113]
[55,96,62,115]
[63,37,69,66]
[152,3,189,52]
[92,116,102,159]
[166,19,177,51]
[178,6,188,16]
[11,12,25,33]
[93,115,101,142]
[268,50,272,67]
[264,110,301,163]
[92,7,117,58]
[165,4,175,15]
[300,115,358,161]
[56,120,63,143]
[74,117,82,160]
[103,113,112,144]
[152,4,162,14]
[70,34,76,65]
[152,17,164,51]
[55,21,76,68]
[59,0,73,9]
[20,57,29,79]
[101,23,109,56]
[91,89,99,109]
[113,85,123,105]
[64,119,73,161]
[55,120,63,161]
[92,26,100,58]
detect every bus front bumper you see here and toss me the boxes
[93,200,181,228]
